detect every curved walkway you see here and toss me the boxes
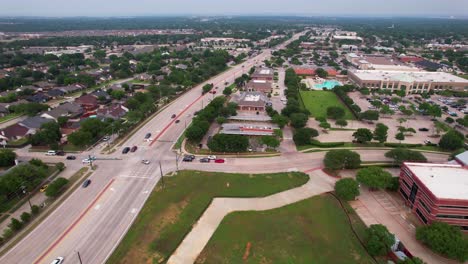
[167,168,336,264]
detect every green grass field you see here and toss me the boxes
[107,170,309,264]
[197,194,374,264]
[300,90,355,120]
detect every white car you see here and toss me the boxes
[50,257,64,264]
[207,155,217,160]
[45,150,56,156]
[142,160,150,165]
[82,159,91,164]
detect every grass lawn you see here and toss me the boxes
[0,113,22,123]
[300,90,355,120]
[197,194,374,264]
[107,170,309,264]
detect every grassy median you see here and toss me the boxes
[107,170,309,264]
[197,194,374,264]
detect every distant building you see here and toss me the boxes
[293,66,338,77]
[399,161,468,231]
[246,80,272,94]
[251,68,274,81]
[232,92,271,112]
[348,70,468,95]
[220,123,279,136]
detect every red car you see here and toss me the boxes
[214,158,225,163]
[130,146,138,152]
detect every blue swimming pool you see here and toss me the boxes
[313,80,342,90]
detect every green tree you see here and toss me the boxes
[352,128,373,143]
[360,110,379,121]
[9,218,23,231]
[416,222,468,262]
[373,123,388,143]
[319,121,331,130]
[335,119,348,128]
[67,131,93,147]
[208,134,249,152]
[45,177,69,198]
[385,149,427,165]
[324,150,361,170]
[356,167,393,189]
[326,106,345,120]
[399,257,425,264]
[395,131,405,143]
[20,212,31,223]
[202,83,213,94]
[439,130,464,150]
[0,149,16,167]
[272,114,288,128]
[334,178,360,201]
[261,136,280,149]
[315,68,328,78]
[222,86,232,96]
[31,205,40,215]
[289,113,308,128]
[55,162,65,172]
[293,128,319,146]
[366,224,395,257]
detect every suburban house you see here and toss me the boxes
[232,92,271,112]
[246,79,273,94]
[57,84,84,94]
[96,104,129,120]
[0,105,9,117]
[0,123,31,141]
[47,89,66,98]
[41,102,83,121]
[27,93,50,103]
[75,94,99,111]
[19,116,54,132]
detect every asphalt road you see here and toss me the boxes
[0,32,307,264]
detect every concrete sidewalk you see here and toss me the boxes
[167,168,335,264]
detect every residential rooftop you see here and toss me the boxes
[405,162,468,200]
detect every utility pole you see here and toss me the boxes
[159,161,164,188]
[76,251,83,264]
[175,152,179,172]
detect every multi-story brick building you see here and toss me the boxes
[399,160,468,231]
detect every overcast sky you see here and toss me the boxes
[1,0,468,17]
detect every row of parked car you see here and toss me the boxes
[182,155,225,163]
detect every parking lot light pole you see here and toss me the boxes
[75,250,83,264]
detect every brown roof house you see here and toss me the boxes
[246,79,272,94]
[96,104,129,120]
[0,123,31,141]
[232,92,271,112]
[75,94,99,111]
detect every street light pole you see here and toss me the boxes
[159,161,164,188]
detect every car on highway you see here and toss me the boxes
[45,150,56,156]
[200,158,210,163]
[144,133,151,139]
[40,185,48,192]
[66,155,76,160]
[183,155,195,162]
[207,155,216,160]
[418,128,429,132]
[175,120,180,124]
[82,179,91,188]
[50,257,64,264]
[171,114,176,118]
[142,160,150,165]
[214,158,225,163]
[130,146,138,152]
[122,147,130,154]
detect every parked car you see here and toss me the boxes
[175,120,180,124]
[418,128,429,132]
[207,155,217,160]
[82,179,91,188]
[214,158,225,163]
[122,147,130,154]
[424,140,432,144]
[144,133,151,139]
[200,158,210,163]
[130,146,138,152]
[50,257,64,264]
[55,150,65,156]
[40,185,48,192]
[102,136,110,141]
[171,114,176,118]
[45,150,56,156]
[183,156,193,162]
[141,160,150,165]
[82,159,91,164]
[66,155,76,160]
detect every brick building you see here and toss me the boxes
[399,161,468,231]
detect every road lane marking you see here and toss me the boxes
[33,179,115,264]
[119,176,152,179]
[131,208,137,214]
[94,204,101,210]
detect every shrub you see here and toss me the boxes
[356,167,393,190]
[9,218,23,231]
[20,212,31,223]
[45,177,69,198]
[55,162,65,172]
[366,224,395,257]
[31,205,40,215]
[385,149,427,164]
[334,178,360,201]
[2,228,14,240]
[324,150,361,170]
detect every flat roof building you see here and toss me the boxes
[251,68,274,81]
[399,161,468,231]
[220,123,278,136]
[246,79,272,94]
[232,92,271,112]
[349,70,468,95]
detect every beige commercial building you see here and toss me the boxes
[348,70,468,95]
